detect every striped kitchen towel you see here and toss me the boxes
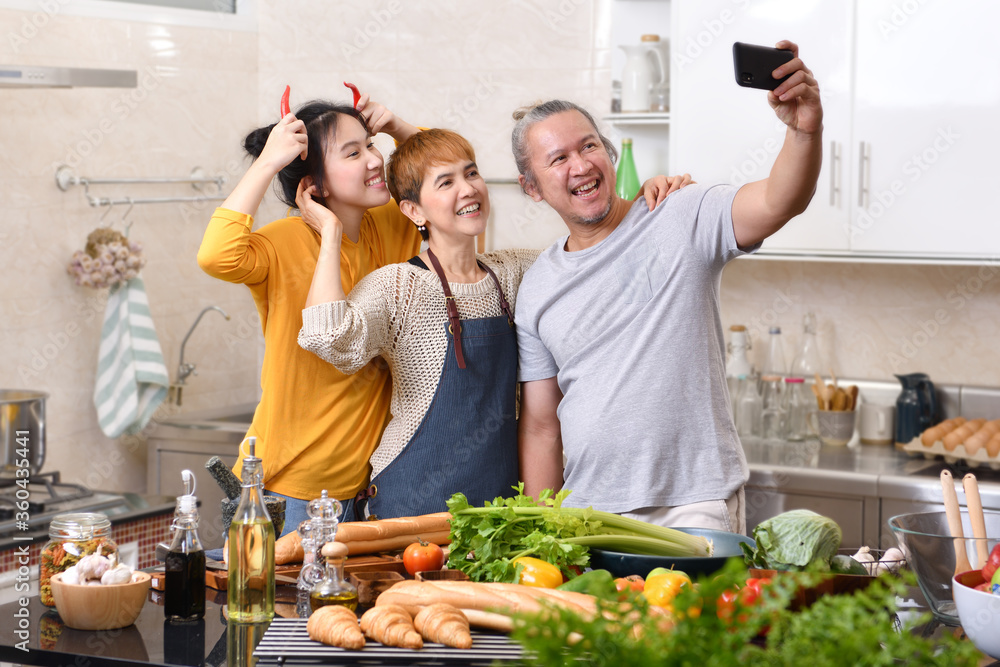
[94,276,169,438]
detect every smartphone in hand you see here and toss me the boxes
[732,42,794,90]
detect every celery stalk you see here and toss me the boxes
[452,506,713,558]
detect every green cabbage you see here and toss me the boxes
[743,510,843,571]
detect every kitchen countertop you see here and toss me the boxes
[0,579,996,666]
[0,583,520,667]
[743,438,1000,503]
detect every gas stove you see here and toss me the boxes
[0,471,127,540]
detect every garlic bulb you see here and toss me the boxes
[61,565,81,585]
[76,554,113,580]
[876,547,905,575]
[851,546,877,574]
[100,563,133,586]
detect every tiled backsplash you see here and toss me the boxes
[1,0,996,495]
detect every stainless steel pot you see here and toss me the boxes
[0,389,47,476]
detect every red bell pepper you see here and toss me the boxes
[983,544,1000,581]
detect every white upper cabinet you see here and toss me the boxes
[668,0,1000,260]
[850,1,1000,257]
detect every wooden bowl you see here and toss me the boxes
[50,571,151,630]
[347,570,405,606]
[415,569,470,583]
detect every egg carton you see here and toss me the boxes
[901,437,1000,470]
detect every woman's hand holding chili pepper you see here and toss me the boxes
[296,179,343,245]
[353,92,422,144]
[260,114,308,172]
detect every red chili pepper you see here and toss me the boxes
[280,85,291,117]
[344,81,361,107]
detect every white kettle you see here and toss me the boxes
[619,35,667,113]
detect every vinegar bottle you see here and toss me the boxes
[165,470,205,620]
[616,138,641,201]
[227,437,275,622]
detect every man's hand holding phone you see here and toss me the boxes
[734,40,822,136]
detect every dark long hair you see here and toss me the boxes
[242,101,370,209]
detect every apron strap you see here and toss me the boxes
[426,247,466,369]
[479,262,515,327]
[425,248,517,369]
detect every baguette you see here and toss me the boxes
[375,580,597,622]
[336,513,452,542]
[307,605,365,650]
[413,603,473,649]
[359,604,423,649]
[275,530,304,565]
[322,530,451,557]
[458,608,514,633]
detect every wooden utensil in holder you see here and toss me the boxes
[941,469,973,574]
[963,472,989,567]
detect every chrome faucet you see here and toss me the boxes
[171,305,230,405]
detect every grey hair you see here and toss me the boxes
[511,100,618,191]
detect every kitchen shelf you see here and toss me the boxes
[603,112,671,126]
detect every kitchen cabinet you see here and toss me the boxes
[668,0,1000,260]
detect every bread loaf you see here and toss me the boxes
[322,530,451,557]
[375,580,597,623]
[336,513,451,542]
[275,530,304,565]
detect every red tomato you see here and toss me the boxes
[717,577,773,627]
[614,575,645,594]
[402,540,445,576]
[982,544,1000,581]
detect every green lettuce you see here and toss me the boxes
[741,510,842,571]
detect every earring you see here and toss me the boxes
[416,220,426,232]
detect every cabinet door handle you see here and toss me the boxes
[857,142,870,208]
[829,141,841,207]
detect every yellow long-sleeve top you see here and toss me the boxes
[197,204,422,500]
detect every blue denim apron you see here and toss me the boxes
[360,251,518,520]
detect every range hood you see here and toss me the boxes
[0,65,136,88]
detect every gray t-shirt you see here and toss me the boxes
[515,184,753,513]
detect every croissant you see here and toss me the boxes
[413,603,472,649]
[307,605,365,650]
[360,604,423,650]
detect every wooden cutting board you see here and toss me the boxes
[151,554,406,591]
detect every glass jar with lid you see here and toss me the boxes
[40,513,118,606]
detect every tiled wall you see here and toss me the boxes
[0,511,172,578]
[1,0,997,498]
[0,6,262,494]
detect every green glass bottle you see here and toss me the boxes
[615,138,641,201]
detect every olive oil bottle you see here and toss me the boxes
[227,437,275,622]
[309,542,357,612]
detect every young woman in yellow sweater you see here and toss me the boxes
[296,129,689,519]
[197,94,422,533]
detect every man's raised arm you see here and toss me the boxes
[732,40,824,249]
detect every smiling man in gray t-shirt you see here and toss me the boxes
[511,40,823,533]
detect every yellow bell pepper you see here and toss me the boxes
[642,570,692,611]
[512,556,563,588]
